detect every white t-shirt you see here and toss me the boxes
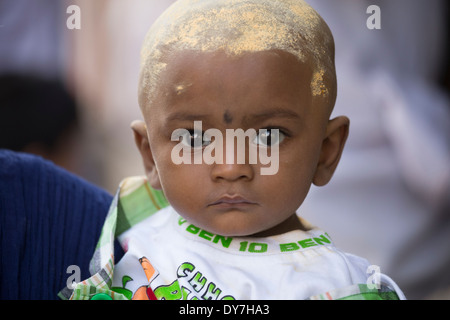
[112,206,405,300]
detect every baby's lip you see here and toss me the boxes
[208,195,257,207]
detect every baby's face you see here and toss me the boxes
[138,49,343,236]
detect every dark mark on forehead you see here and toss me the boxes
[223,110,233,124]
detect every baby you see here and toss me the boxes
[60,0,405,300]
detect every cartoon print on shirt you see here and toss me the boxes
[153,261,235,300]
[120,257,236,300]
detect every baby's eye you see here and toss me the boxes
[179,129,212,148]
[253,129,285,147]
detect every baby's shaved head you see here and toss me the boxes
[138,0,336,113]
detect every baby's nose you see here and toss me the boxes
[210,162,254,182]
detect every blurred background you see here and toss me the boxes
[0,0,448,299]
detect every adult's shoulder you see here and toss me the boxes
[0,149,113,299]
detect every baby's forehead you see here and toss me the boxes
[161,49,314,97]
[152,49,318,127]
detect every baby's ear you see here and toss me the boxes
[313,116,349,186]
[131,120,162,190]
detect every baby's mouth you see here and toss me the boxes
[208,195,258,209]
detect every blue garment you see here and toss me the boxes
[0,149,117,299]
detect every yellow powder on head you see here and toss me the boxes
[139,0,335,108]
[311,69,329,97]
